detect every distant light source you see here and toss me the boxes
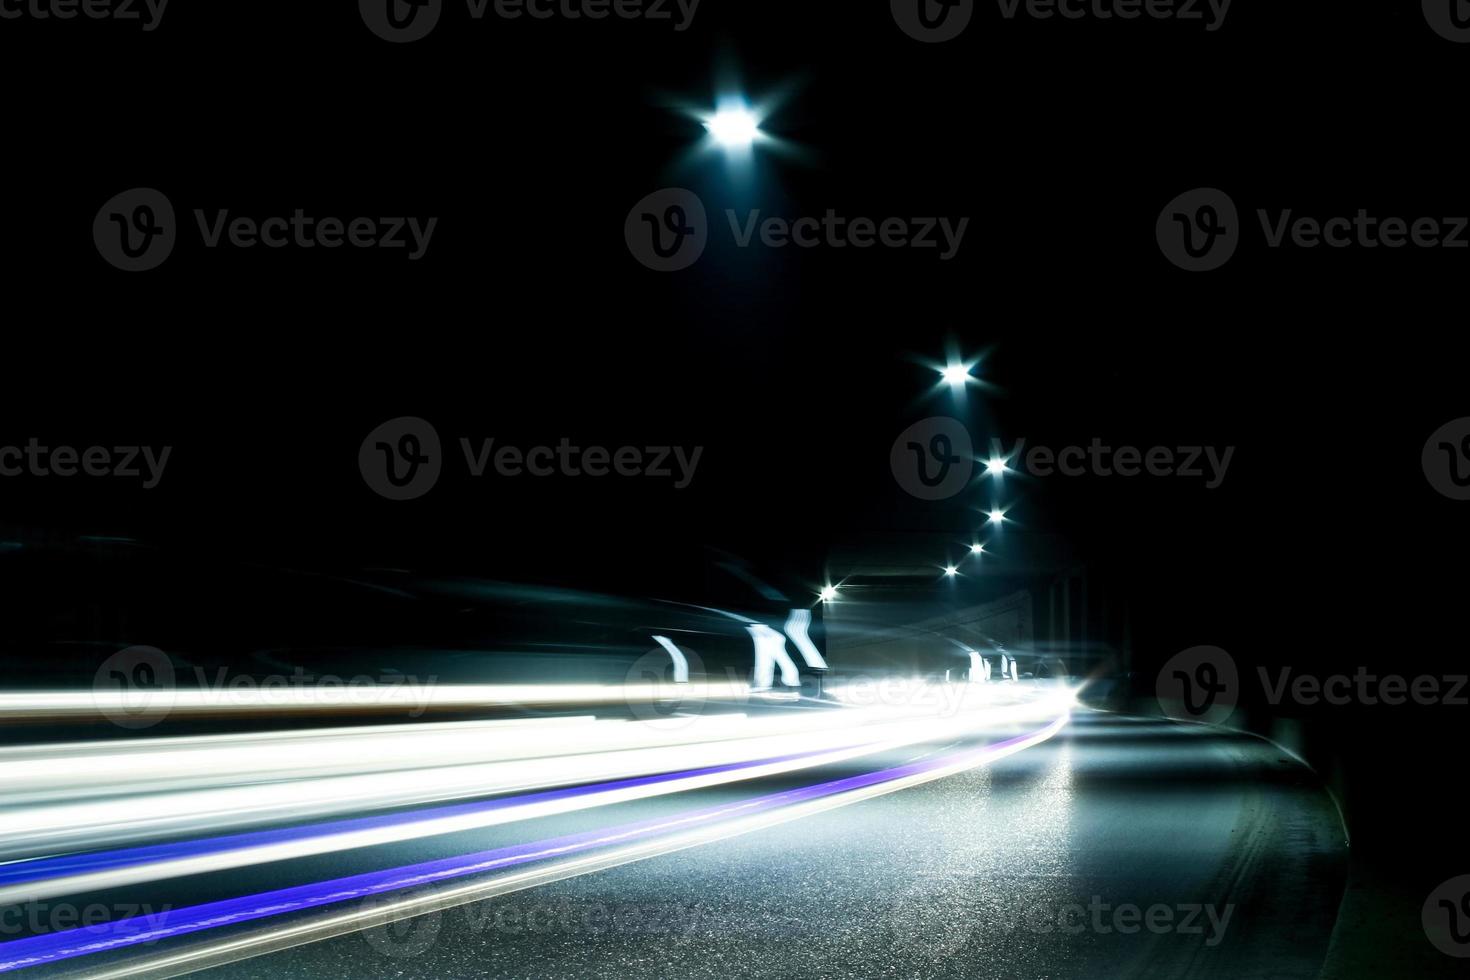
[985,457,1009,476]
[970,543,986,555]
[944,566,959,577]
[705,108,762,148]
[940,363,972,387]
[819,585,839,603]
[987,508,1008,525]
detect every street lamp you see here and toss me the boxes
[704,108,762,149]
[940,363,973,388]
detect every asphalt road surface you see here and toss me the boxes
[195,711,1348,980]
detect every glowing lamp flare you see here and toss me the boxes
[940,363,973,387]
[704,109,762,148]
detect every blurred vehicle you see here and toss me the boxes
[0,535,829,703]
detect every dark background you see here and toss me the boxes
[1,0,1467,963]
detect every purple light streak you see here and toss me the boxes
[0,714,1067,974]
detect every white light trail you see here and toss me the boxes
[0,686,1077,903]
[36,708,1072,980]
[0,681,752,721]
